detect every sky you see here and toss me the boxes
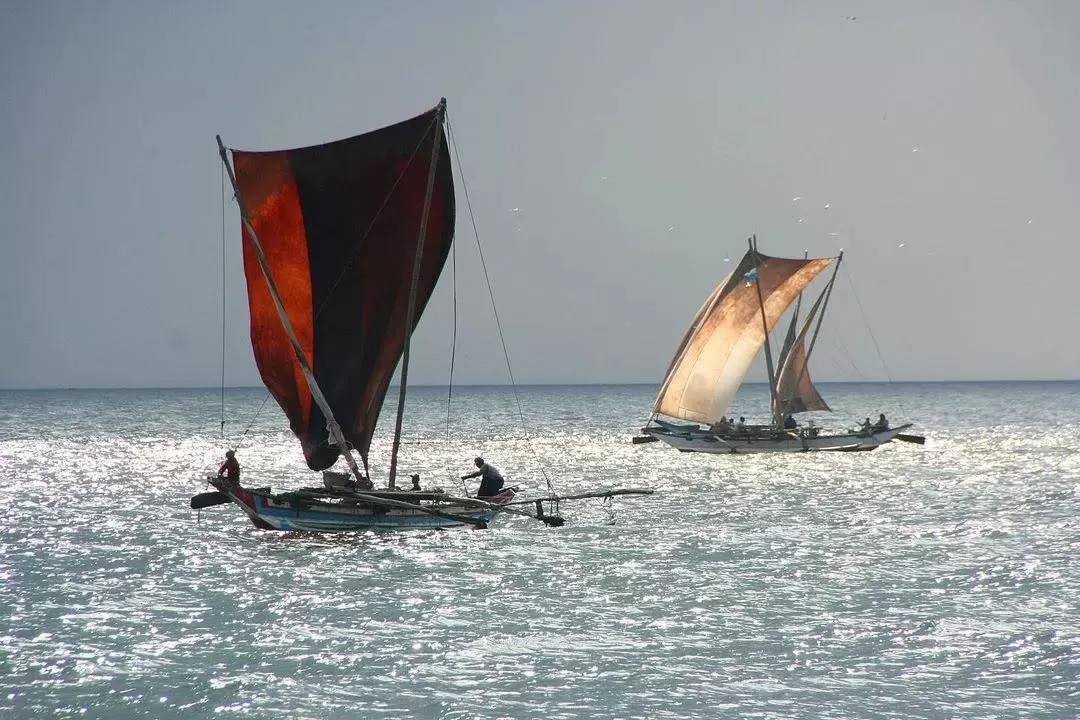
[2,0,1079,389]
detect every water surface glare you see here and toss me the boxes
[1,383,1078,718]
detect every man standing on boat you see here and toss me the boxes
[217,450,240,485]
[462,457,505,498]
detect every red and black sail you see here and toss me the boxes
[230,104,455,471]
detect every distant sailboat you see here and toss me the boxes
[635,236,917,454]
[194,100,652,530]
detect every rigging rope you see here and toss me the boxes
[843,266,892,382]
[446,116,558,498]
[220,161,227,439]
[231,392,272,452]
[842,264,910,420]
[445,228,469,495]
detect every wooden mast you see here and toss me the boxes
[749,235,781,426]
[386,99,446,490]
[804,251,843,363]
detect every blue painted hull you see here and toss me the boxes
[211,480,514,532]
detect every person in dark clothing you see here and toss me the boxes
[461,457,505,498]
[783,413,798,430]
[217,450,240,484]
[872,413,889,432]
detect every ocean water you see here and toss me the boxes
[1,382,1078,719]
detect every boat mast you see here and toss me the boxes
[803,251,843,364]
[749,235,781,426]
[386,99,446,489]
[216,135,369,487]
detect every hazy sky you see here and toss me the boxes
[2,1,1078,389]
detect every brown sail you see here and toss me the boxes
[230,104,455,471]
[775,287,831,415]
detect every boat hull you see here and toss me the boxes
[205,479,517,532]
[644,423,913,454]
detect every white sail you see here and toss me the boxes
[653,250,835,425]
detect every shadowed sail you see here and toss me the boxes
[231,106,455,471]
[654,250,835,425]
[775,287,831,415]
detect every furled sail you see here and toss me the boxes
[231,105,456,471]
[653,249,835,424]
[774,288,831,415]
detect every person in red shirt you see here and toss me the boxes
[217,450,240,484]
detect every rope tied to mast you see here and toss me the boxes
[446,115,558,499]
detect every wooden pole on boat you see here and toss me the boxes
[804,251,842,364]
[436,488,654,525]
[343,491,490,527]
[387,99,446,490]
[216,135,370,487]
[439,488,655,509]
[749,235,781,426]
[501,488,655,506]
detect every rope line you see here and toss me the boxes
[843,266,892,383]
[446,115,557,498]
[220,161,227,439]
[232,391,272,452]
[445,230,469,495]
[842,264,909,419]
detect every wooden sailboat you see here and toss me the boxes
[194,100,651,530]
[636,236,916,454]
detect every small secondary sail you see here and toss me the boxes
[654,249,835,425]
[231,105,456,471]
[774,288,831,415]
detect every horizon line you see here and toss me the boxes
[3,378,1080,392]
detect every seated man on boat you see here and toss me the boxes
[783,413,798,430]
[734,416,747,433]
[217,450,240,485]
[859,417,873,435]
[872,413,889,432]
[709,416,732,436]
[462,457,505,498]
[410,473,422,491]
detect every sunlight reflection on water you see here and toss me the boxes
[0,383,1078,718]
